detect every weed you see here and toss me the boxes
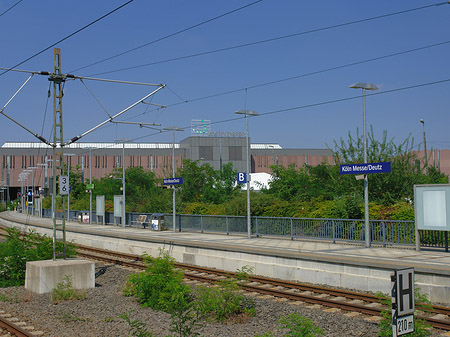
[254,313,323,337]
[0,293,11,302]
[119,310,154,337]
[195,278,255,322]
[277,313,324,337]
[235,265,254,282]
[376,287,432,337]
[51,275,86,302]
[59,312,90,323]
[104,316,115,323]
[168,293,203,337]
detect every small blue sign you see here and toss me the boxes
[27,191,32,196]
[237,172,247,184]
[163,177,183,185]
[340,162,391,175]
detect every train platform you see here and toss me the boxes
[1,211,450,304]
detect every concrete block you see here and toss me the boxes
[25,259,95,294]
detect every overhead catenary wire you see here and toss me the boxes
[69,0,264,73]
[89,75,450,145]
[85,2,450,77]
[0,0,135,78]
[117,38,450,123]
[0,0,23,18]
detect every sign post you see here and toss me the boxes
[391,268,415,336]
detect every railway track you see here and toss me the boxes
[2,224,450,332]
[76,245,450,331]
[0,314,38,337]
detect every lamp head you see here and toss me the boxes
[349,82,378,91]
[420,119,424,124]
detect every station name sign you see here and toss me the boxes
[340,162,391,175]
[163,177,183,185]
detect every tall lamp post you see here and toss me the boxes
[234,109,259,239]
[349,82,378,248]
[115,140,130,228]
[63,153,76,220]
[27,167,37,215]
[84,147,97,224]
[22,170,31,214]
[420,119,428,175]
[37,163,48,217]
[163,127,184,232]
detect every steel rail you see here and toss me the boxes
[0,316,36,337]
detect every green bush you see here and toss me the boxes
[195,278,255,322]
[123,251,191,313]
[0,227,76,287]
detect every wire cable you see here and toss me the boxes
[88,75,450,143]
[0,0,135,77]
[69,0,263,73]
[86,2,449,77]
[80,79,112,119]
[0,0,23,18]
[123,38,450,114]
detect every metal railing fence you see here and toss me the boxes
[26,208,449,249]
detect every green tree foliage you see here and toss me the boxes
[0,227,76,287]
[177,160,239,205]
[332,127,447,205]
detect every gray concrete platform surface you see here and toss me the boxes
[1,211,450,304]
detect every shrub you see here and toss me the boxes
[123,251,191,313]
[0,227,76,287]
[195,278,255,322]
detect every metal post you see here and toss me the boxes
[172,130,176,232]
[67,158,71,220]
[122,142,126,228]
[350,82,378,248]
[245,114,251,238]
[362,88,370,248]
[89,148,93,225]
[420,119,428,175]
[163,127,183,232]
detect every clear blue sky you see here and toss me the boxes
[1,0,449,151]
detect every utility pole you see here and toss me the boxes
[50,48,66,260]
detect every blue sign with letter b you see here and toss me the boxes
[237,172,247,184]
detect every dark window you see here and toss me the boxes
[229,146,242,161]
[199,146,213,160]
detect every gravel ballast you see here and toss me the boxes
[0,264,442,337]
